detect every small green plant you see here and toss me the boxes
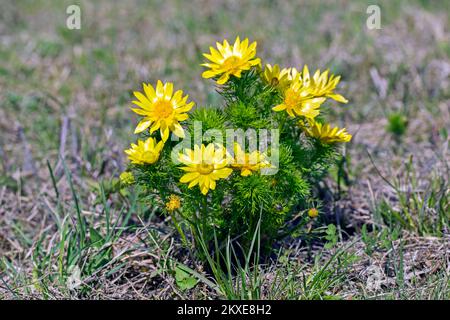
[361,224,401,256]
[175,265,198,291]
[386,112,408,137]
[324,224,339,249]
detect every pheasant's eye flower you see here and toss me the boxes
[131,81,194,141]
[165,194,181,212]
[119,171,135,186]
[272,79,326,118]
[178,143,233,195]
[201,37,261,85]
[300,119,352,144]
[308,208,319,218]
[262,64,291,90]
[290,65,348,103]
[124,137,164,165]
[231,143,270,176]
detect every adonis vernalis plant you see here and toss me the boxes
[122,36,351,257]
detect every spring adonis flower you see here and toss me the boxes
[165,194,181,212]
[300,65,348,103]
[300,119,352,144]
[124,137,164,165]
[272,73,326,118]
[231,143,270,176]
[201,37,261,85]
[262,64,291,90]
[178,143,232,195]
[308,208,319,218]
[131,81,194,141]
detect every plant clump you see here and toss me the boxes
[122,36,352,256]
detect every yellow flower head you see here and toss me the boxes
[303,65,348,103]
[178,143,233,195]
[119,171,135,186]
[308,208,319,218]
[131,81,194,141]
[262,64,291,90]
[202,37,261,85]
[288,66,300,82]
[289,65,348,103]
[124,137,164,165]
[165,194,181,212]
[231,143,270,176]
[300,119,352,144]
[272,77,326,118]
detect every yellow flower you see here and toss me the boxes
[300,119,352,144]
[262,64,291,90]
[289,65,347,103]
[119,171,135,185]
[272,65,348,118]
[302,65,348,103]
[178,143,233,195]
[165,194,181,212]
[124,137,164,165]
[202,37,261,85]
[308,208,319,218]
[272,77,326,118]
[288,66,300,82]
[231,143,270,176]
[131,81,194,141]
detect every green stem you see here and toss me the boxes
[169,211,188,247]
[202,195,208,239]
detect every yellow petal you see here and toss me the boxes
[215,168,232,179]
[176,113,189,121]
[131,107,149,116]
[188,178,199,188]
[328,93,348,103]
[200,185,209,195]
[202,70,218,79]
[180,172,200,183]
[209,179,216,190]
[134,119,152,134]
[164,82,173,99]
[156,80,164,97]
[172,123,185,138]
[272,104,286,111]
[217,73,230,84]
[133,91,151,106]
[150,121,161,133]
[143,83,156,99]
[161,127,170,142]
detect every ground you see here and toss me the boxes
[0,0,449,299]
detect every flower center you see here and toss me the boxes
[197,163,214,175]
[285,89,300,108]
[153,100,174,119]
[270,77,280,86]
[142,151,158,163]
[222,56,242,72]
